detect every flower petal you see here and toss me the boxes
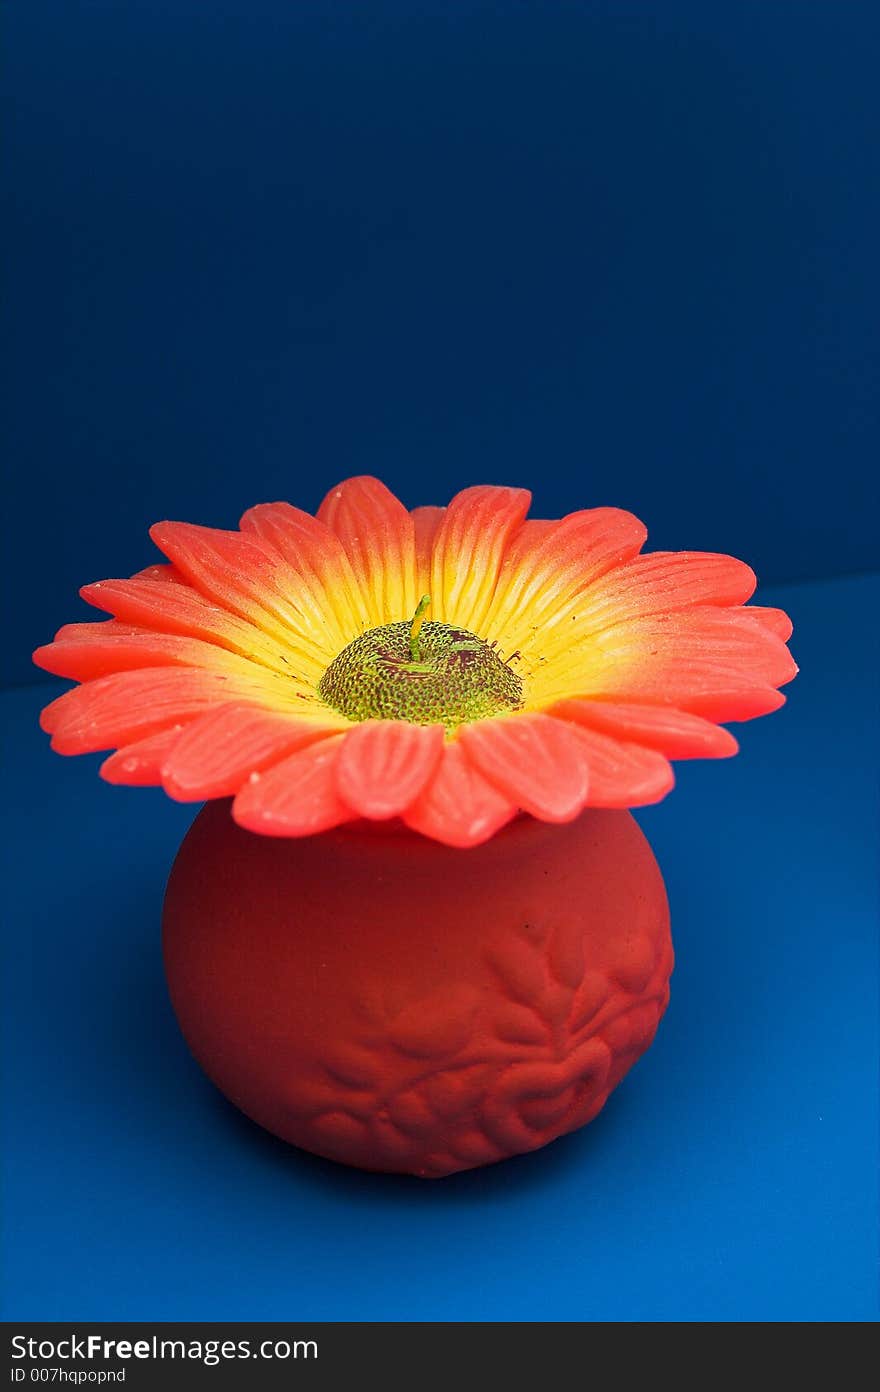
[542,606,797,721]
[549,698,738,758]
[565,723,674,807]
[402,741,517,848]
[160,703,338,801]
[317,476,418,626]
[99,728,186,786]
[34,474,798,840]
[458,713,589,821]
[33,621,268,682]
[336,720,445,819]
[130,563,186,584]
[40,668,282,754]
[150,521,333,674]
[482,506,648,671]
[239,501,372,642]
[411,505,445,597]
[740,606,794,641]
[510,507,648,583]
[430,485,531,632]
[79,575,295,677]
[575,551,757,629]
[232,735,353,837]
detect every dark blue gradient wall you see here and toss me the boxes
[4,1,878,683]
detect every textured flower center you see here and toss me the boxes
[318,600,523,728]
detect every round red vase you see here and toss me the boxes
[163,803,673,1178]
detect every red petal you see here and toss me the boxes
[587,606,797,721]
[149,521,330,663]
[53,621,144,640]
[336,720,445,819]
[240,500,339,560]
[232,735,352,837]
[80,576,290,674]
[458,714,589,821]
[411,505,445,596]
[240,501,371,634]
[430,485,531,631]
[505,517,558,551]
[741,606,794,641]
[565,723,674,807]
[33,621,262,681]
[129,563,186,584]
[550,698,738,758]
[582,550,757,624]
[161,703,334,801]
[402,741,517,848]
[522,506,648,577]
[40,669,275,753]
[149,521,278,619]
[483,506,648,638]
[317,476,418,623]
[99,729,186,786]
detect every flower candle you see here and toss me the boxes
[34,477,796,1175]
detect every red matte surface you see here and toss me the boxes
[163,804,672,1177]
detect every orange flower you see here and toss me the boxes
[33,477,796,847]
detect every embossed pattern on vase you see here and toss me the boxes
[286,916,672,1178]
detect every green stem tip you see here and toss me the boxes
[409,594,432,660]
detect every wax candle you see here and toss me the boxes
[34,476,796,1174]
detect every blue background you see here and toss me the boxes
[4,0,879,682]
[2,1,878,1322]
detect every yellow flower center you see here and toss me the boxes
[318,596,523,728]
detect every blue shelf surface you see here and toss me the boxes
[2,573,877,1322]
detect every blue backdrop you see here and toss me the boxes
[4,0,878,683]
[2,0,878,1324]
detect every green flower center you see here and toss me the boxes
[318,597,522,729]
